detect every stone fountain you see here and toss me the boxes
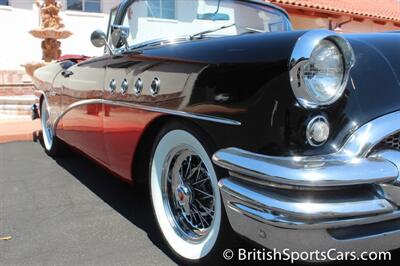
[23,0,73,77]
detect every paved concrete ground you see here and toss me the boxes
[0,141,176,265]
[1,140,399,265]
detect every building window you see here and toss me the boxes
[0,0,8,6]
[147,0,176,19]
[67,0,101,13]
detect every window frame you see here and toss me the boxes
[66,0,102,13]
[105,6,118,54]
[147,0,177,20]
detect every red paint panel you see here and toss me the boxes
[57,103,108,164]
[103,104,162,182]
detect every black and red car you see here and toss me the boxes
[33,0,400,262]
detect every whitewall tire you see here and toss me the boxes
[150,127,224,262]
[40,99,63,156]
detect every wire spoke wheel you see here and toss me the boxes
[150,128,223,261]
[163,147,216,241]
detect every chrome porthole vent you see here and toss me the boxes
[120,79,129,95]
[134,78,143,96]
[150,77,160,97]
[162,147,215,241]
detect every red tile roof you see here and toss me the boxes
[268,0,400,22]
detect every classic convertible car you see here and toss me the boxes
[32,0,400,263]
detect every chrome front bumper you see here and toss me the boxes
[213,111,400,254]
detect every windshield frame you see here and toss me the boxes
[105,6,118,54]
[108,0,292,53]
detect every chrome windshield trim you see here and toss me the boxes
[112,0,292,54]
[53,99,241,133]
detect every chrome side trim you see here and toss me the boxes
[213,147,398,187]
[53,99,102,132]
[102,100,241,125]
[53,98,241,132]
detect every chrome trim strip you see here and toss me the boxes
[227,203,400,230]
[219,178,395,219]
[219,178,400,230]
[338,110,400,158]
[53,98,241,132]
[53,99,102,132]
[102,100,241,125]
[213,147,398,187]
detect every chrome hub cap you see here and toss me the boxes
[163,147,215,241]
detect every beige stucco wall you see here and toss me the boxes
[289,14,398,33]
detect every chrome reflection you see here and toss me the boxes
[213,147,398,188]
[52,98,241,133]
[289,30,355,108]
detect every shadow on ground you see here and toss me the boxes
[50,148,179,263]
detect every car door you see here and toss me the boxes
[57,56,109,165]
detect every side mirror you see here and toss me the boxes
[111,25,130,50]
[90,30,107,48]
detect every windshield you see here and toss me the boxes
[120,0,291,48]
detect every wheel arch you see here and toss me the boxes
[131,115,220,185]
[39,95,44,112]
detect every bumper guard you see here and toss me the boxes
[213,111,400,254]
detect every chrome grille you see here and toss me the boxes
[377,132,400,151]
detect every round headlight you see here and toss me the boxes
[303,40,344,104]
[289,31,355,109]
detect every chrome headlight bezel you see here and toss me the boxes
[289,30,355,109]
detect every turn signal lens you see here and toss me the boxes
[306,116,330,146]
